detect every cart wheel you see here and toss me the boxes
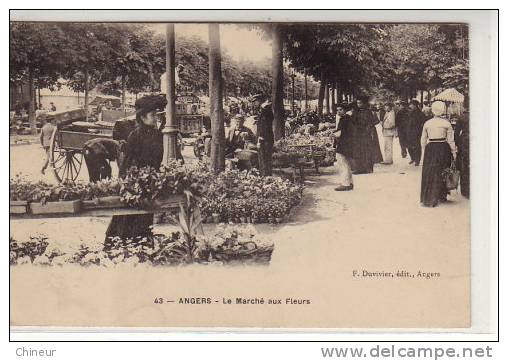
[49,129,83,183]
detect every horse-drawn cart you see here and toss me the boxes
[48,108,112,183]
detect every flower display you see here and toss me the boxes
[10,161,304,224]
[10,226,274,266]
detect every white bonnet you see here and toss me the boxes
[431,101,446,116]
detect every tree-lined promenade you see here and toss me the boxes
[10,22,468,174]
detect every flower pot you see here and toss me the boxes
[30,200,81,215]
[275,217,283,223]
[150,194,185,210]
[212,214,220,223]
[239,216,246,223]
[82,196,123,210]
[10,200,28,214]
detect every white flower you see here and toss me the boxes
[124,255,140,266]
[33,255,51,266]
[51,255,67,266]
[17,256,31,265]
[100,257,114,268]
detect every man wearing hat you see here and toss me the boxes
[105,94,168,247]
[250,93,274,176]
[225,113,257,157]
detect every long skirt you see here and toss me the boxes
[104,214,154,249]
[351,136,374,174]
[420,142,452,207]
[383,135,394,164]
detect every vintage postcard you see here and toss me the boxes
[8,10,496,334]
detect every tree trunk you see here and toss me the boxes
[208,24,225,174]
[291,71,295,116]
[121,75,126,113]
[37,87,41,109]
[304,70,308,111]
[420,89,424,107]
[317,71,325,115]
[331,82,336,114]
[271,24,285,141]
[28,68,36,134]
[325,83,330,115]
[84,69,89,121]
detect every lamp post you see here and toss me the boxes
[162,23,179,165]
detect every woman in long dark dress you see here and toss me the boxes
[420,101,456,207]
[350,97,378,174]
[105,95,167,246]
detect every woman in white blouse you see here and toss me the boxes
[420,101,456,207]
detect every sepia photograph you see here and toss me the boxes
[8,10,495,335]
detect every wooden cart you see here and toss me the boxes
[48,108,112,183]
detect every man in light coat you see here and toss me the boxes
[381,103,396,165]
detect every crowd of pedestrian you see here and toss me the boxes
[333,95,469,208]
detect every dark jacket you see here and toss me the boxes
[256,102,274,144]
[351,108,377,134]
[123,123,163,173]
[113,118,137,142]
[335,114,355,158]
[395,108,409,139]
[406,108,426,145]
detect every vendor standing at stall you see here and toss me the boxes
[104,94,167,247]
[250,94,274,176]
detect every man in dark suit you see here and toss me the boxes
[250,94,274,176]
[395,101,409,158]
[406,100,427,166]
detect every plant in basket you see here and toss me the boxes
[197,224,274,265]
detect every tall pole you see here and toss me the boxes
[84,69,89,121]
[208,23,225,173]
[162,23,178,165]
[271,24,285,141]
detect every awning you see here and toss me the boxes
[432,88,464,103]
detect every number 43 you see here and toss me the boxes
[154,297,164,304]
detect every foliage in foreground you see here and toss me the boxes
[10,224,274,267]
